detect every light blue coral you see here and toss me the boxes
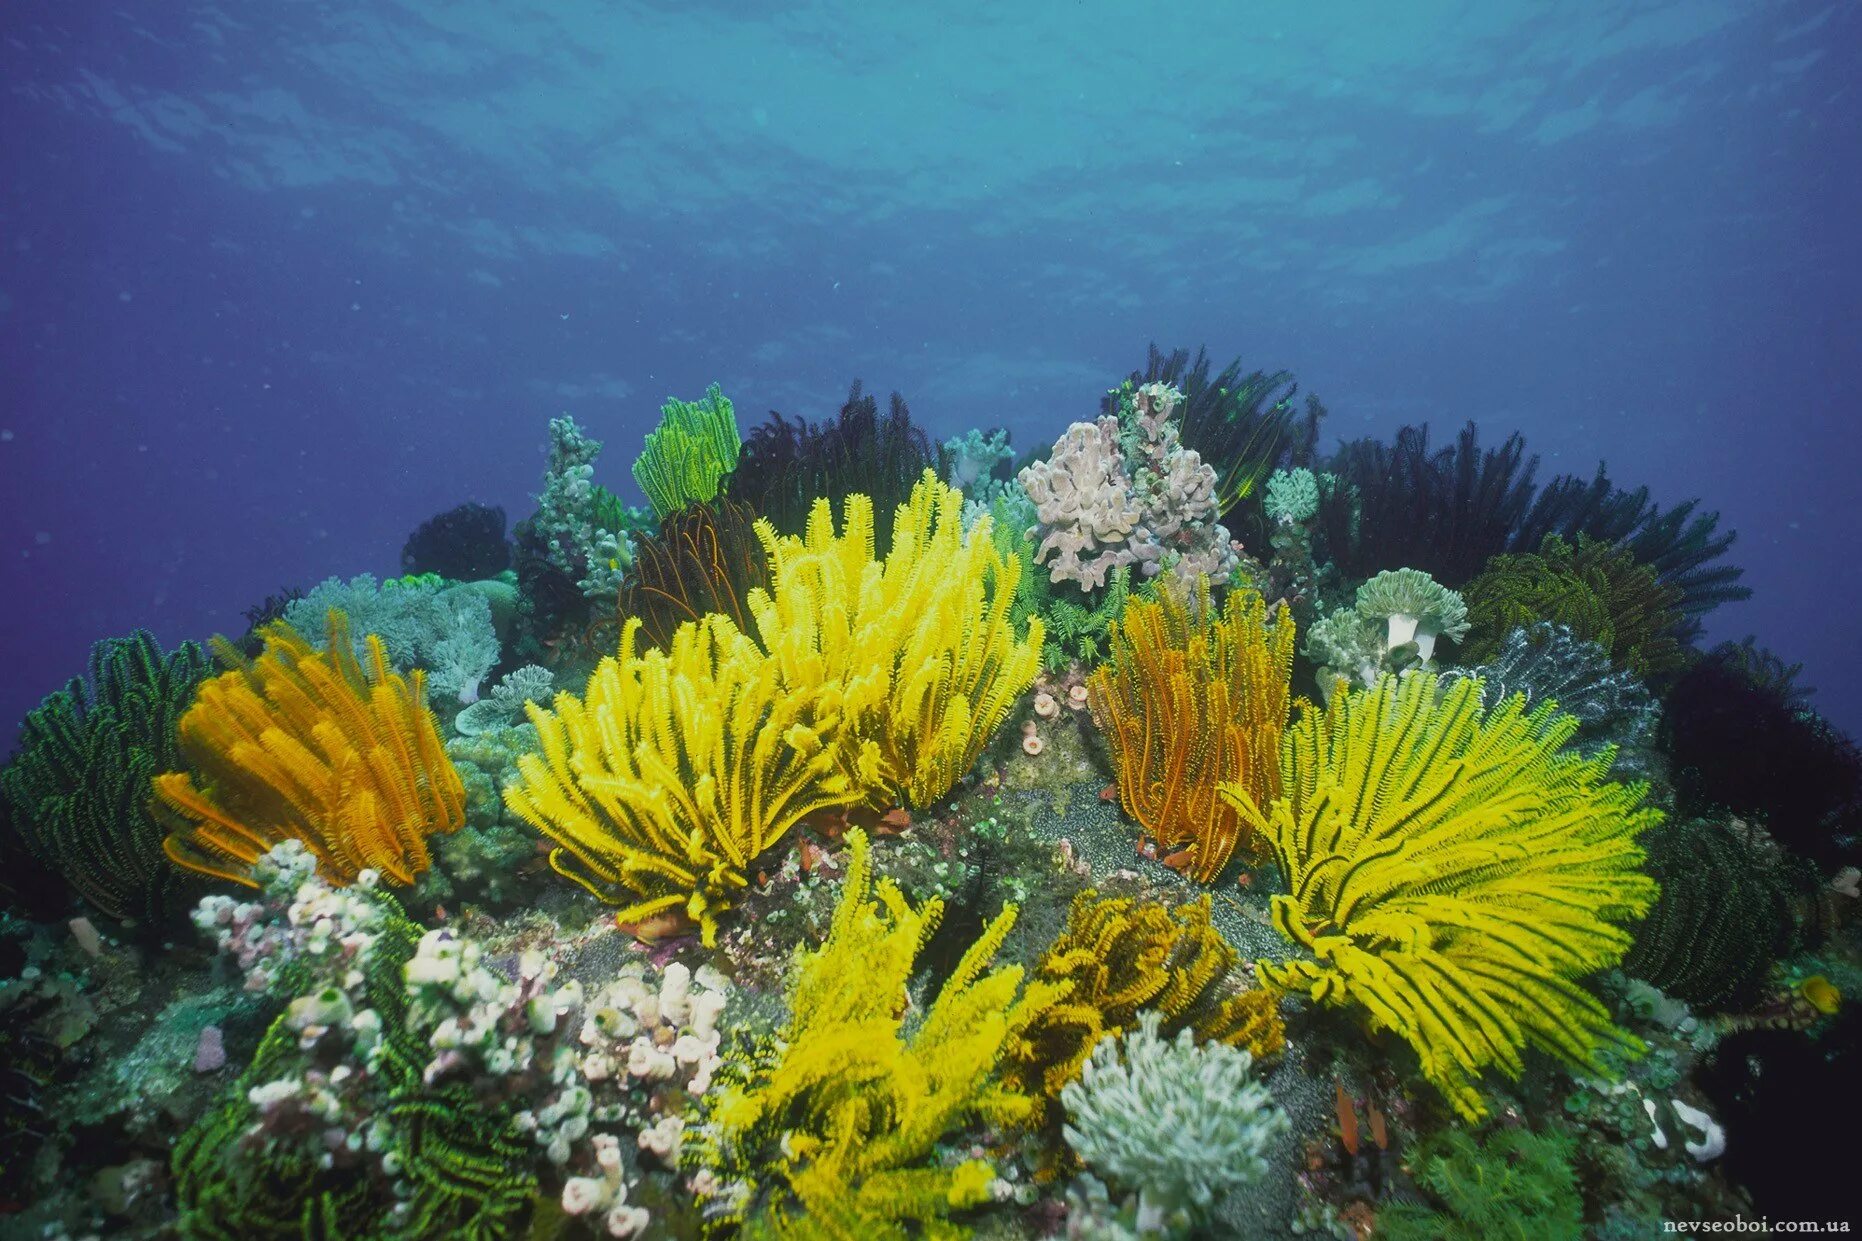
[284,574,501,704]
[1263,468,1321,525]
[1353,567,1469,661]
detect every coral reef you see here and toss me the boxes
[283,573,504,704]
[1089,583,1296,881]
[1233,674,1661,1121]
[153,612,466,889]
[401,501,512,582]
[0,631,210,930]
[633,383,742,520]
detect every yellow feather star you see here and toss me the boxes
[1223,673,1661,1121]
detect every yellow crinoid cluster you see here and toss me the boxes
[1089,581,1298,881]
[504,472,1044,944]
[153,611,464,888]
[504,614,855,944]
[750,468,1044,808]
[1224,673,1662,1121]
[702,828,1065,1239]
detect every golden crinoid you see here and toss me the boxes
[1088,580,1298,882]
[153,611,464,888]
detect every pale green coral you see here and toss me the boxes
[1353,567,1469,660]
[1264,468,1321,525]
[1061,1012,1287,1238]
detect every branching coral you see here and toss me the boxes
[1020,383,1240,593]
[503,615,855,946]
[698,828,1065,1239]
[749,471,1044,809]
[732,381,937,550]
[1108,344,1308,515]
[153,612,466,889]
[1061,1012,1288,1235]
[614,495,770,652]
[401,501,511,581]
[1089,583,1296,881]
[283,573,503,704]
[0,631,211,928]
[452,665,554,738]
[632,383,742,520]
[1008,891,1285,1102]
[1461,535,1688,679]
[1227,674,1661,1121]
[1622,817,1804,1011]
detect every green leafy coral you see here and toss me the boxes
[1226,674,1661,1121]
[633,383,742,520]
[1462,535,1688,678]
[0,630,210,929]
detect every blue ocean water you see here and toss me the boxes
[0,0,1856,739]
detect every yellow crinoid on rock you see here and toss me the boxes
[1227,672,1662,1121]
[153,610,464,889]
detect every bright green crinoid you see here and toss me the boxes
[632,382,742,519]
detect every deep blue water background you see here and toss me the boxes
[2,1,1858,737]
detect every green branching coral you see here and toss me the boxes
[1226,674,1661,1121]
[1378,1126,1584,1241]
[1462,535,1688,678]
[698,828,1065,1239]
[1060,1012,1288,1237]
[1353,567,1469,661]
[1622,817,1805,1011]
[633,383,742,520]
[0,630,210,929]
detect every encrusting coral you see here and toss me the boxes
[1089,581,1296,881]
[152,611,466,889]
[696,828,1066,1240]
[0,630,211,929]
[1227,673,1662,1121]
[632,383,742,521]
[1008,890,1285,1102]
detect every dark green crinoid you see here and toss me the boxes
[1461,535,1688,679]
[1622,816,1805,1011]
[0,631,211,930]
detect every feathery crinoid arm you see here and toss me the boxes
[154,610,464,890]
[502,615,855,947]
[1228,673,1660,1121]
